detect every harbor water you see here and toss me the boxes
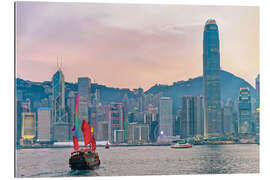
[15,144,259,177]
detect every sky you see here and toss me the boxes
[16,2,259,90]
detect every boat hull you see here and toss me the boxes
[69,151,100,170]
[171,146,192,149]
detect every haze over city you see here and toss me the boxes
[16,2,259,90]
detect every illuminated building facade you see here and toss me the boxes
[21,112,36,144]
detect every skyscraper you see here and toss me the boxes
[159,97,173,137]
[180,96,195,138]
[203,19,222,137]
[78,77,91,140]
[52,69,69,142]
[238,87,252,134]
[194,95,204,137]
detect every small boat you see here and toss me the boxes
[69,149,100,170]
[171,143,192,149]
[105,142,110,149]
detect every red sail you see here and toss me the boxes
[81,120,92,147]
[91,136,96,151]
[73,136,79,151]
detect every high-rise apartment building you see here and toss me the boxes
[203,19,222,137]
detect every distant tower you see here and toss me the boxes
[52,68,68,142]
[203,19,222,137]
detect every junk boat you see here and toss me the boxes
[171,143,192,149]
[69,149,100,170]
[69,96,100,171]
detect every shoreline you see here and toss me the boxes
[16,143,259,150]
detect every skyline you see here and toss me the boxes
[16,2,259,90]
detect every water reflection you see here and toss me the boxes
[196,145,242,174]
[69,169,99,176]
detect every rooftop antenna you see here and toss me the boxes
[60,56,63,69]
[57,56,58,68]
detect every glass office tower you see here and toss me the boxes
[203,19,222,137]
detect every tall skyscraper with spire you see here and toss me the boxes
[52,68,69,141]
[203,19,222,137]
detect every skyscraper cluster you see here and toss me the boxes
[15,19,259,146]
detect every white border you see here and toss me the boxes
[1,0,269,180]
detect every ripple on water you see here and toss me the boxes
[16,145,259,177]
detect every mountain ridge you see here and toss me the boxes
[16,70,256,114]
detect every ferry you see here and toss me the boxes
[171,143,192,149]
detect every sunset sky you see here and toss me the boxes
[16,2,259,90]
